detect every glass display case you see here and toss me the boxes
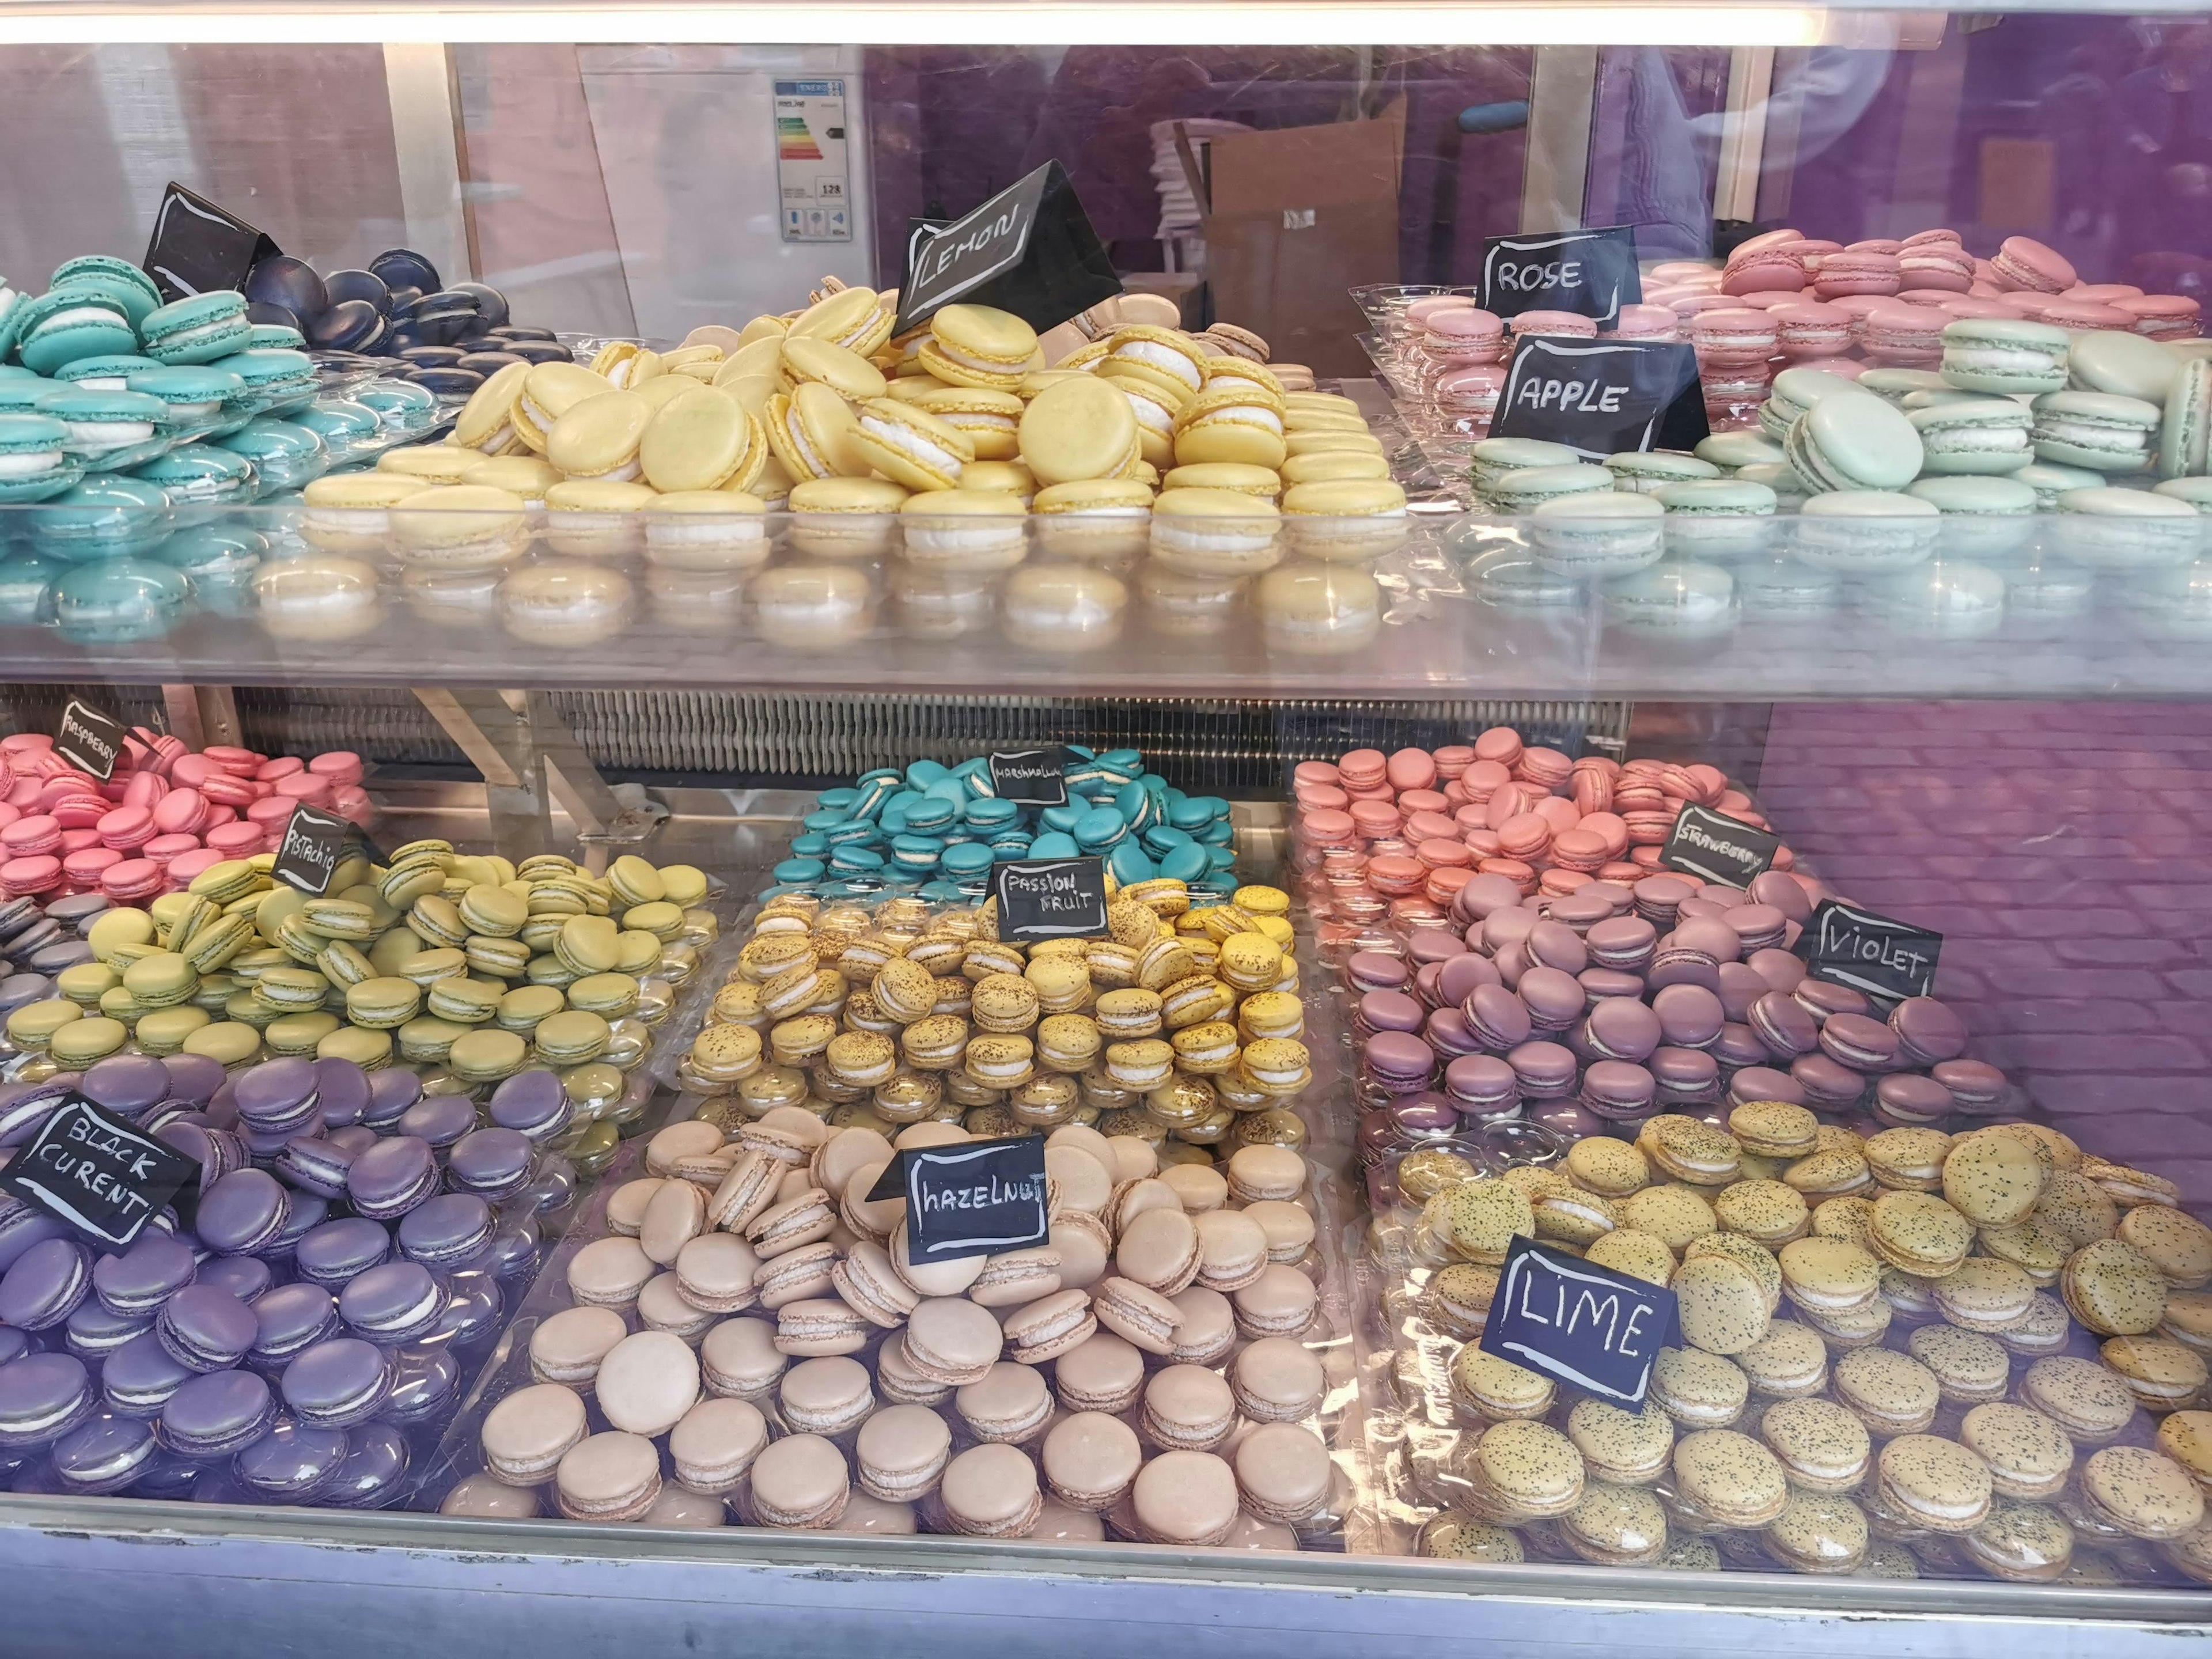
[0,0,2208,1651]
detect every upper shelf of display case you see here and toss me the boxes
[0,0,2161,46]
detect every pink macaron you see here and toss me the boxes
[1770,302,1853,359]
[0,815,61,858]
[274,772,336,807]
[169,753,219,788]
[1720,247,1806,296]
[1421,308,1505,363]
[2017,297,2132,331]
[255,755,304,782]
[150,787,207,837]
[141,834,200,866]
[309,751,365,786]
[247,796,298,832]
[202,745,262,776]
[95,805,154,851]
[1509,310,1597,340]
[165,847,225,887]
[1812,251,1902,299]
[2069,283,2144,303]
[1896,242,1974,293]
[1859,303,1947,365]
[1434,363,1505,422]
[63,847,120,887]
[101,858,165,902]
[1687,308,1778,367]
[1989,235,2075,294]
[204,821,266,858]
[1601,304,1680,342]
[1405,294,1476,325]
[2116,294,2201,340]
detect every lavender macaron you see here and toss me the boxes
[380,1344,460,1425]
[279,1336,393,1430]
[347,1136,440,1221]
[293,1218,391,1290]
[79,1054,173,1118]
[319,1419,410,1508]
[396,1195,495,1270]
[155,1285,259,1374]
[52,1410,161,1494]
[158,1368,276,1459]
[445,1127,535,1203]
[338,1262,449,1346]
[311,1057,373,1129]
[234,1418,351,1503]
[488,1069,572,1142]
[362,1069,423,1132]
[247,1283,340,1370]
[101,1331,193,1418]
[232,1058,325,1138]
[0,1239,90,1332]
[195,1168,293,1256]
[396,1094,477,1153]
[0,1352,97,1448]
[196,1255,274,1305]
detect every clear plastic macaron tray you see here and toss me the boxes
[1,495,2210,702]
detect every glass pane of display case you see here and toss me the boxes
[0,3,2206,1647]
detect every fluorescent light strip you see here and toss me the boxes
[0,4,1832,48]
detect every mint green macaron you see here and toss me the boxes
[1793,490,1941,571]
[2054,486,2200,568]
[1529,490,1664,575]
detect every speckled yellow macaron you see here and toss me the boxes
[1943,1130,2047,1226]
[2079,1445,2205,1540]
[1433,1178,1534,1267]
[1566,1137,1650,1199]
[1960,1402,2075,1500]
[1566,1397,1675,1486]
[1907,1324,2012,1404]
[1672,1428,1789,1527]
[2062,1237,2169,1336]
[1868,1190,1974,1277]
[1619,1184,1716,1253]
[1449,1340,1556,1423]
[1582,1229,1676,1287]
[1671,1253,1770,1357]
[1649,1346,1749,1429]
[1832,1347,1941,1437]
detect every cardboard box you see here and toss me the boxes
[1202,105,1404,378]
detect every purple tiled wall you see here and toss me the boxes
[1759,701,2212,1202]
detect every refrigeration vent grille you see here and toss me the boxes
[9,688,1630,795]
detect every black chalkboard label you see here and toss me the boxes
[1797,899,1941,1006]
[893,161,1120,337]
[863,1135,1050,1263]
[54,698,127,782]
[1480,226,1642,327]
[142,182,283,305]
[0,1094,200,1250]
[989,748,1070,809]
[992,857,1109,942]
[1657,804,1780,889]
[271,803,356,896]
[1480,1234,1675,1406]
[1491,336,1709,461]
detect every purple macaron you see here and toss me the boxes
[64,1301,150,1363]
[196,1255,274,1305]
[0,1076,79,1148]
[444,1127,535,1203]
[195,1168,293,1256]
[78,1054,173,1118]
[279,1335,393,1430]
[274,1134,358,1200]
[1444,1054,1519,1120]
[100,1331,193,1418]
[346,1135,440,1221]
[1464,984,1532,1052]
[0,1199,71,1277]
[234,1418,353,1503]
[310,1058,372,1129]
[1362,1031,1436,1096]
[396,1195,494,1270]
[1890,997,1967,1066]
[160,1054,227,1107]
[1580,1059,1657,1122]
[247,1282,340,1370]
[488,1069,573,1143]
[0,1352,97,1447]
[1654,983,1726,1051]
[396,1093,476,1153]
[155,1285,259,1374]
[231,1058,327,1137]
[52,1410,161,1494]
[319,1419,411,1509]
[1652,1046,1722,1107]
[361,1069,423,1132]
[158,1368,275,1459]
[1506,1040,1577,1100]
[380,1344,460,1425]
[338,1262,448,1346]
[0,1239,90,1331]
[293,1218,391,1289]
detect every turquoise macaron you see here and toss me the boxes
[0,414,82,502]
[29,474,176,561]
[213,419,329,497]
[14,290,138,376]
[54,556,188,642]
[54,354,162,388]
[139,291,252,366]
[0,381,49,413]
[0,552,64,621]
[151,524,267,585]
[206,349,317,414]
[126,366,247,426]
[291,398,384,456]
[133,445,256,506]
[353,379,438,431]
[33,389,168,463]
[247,323,306,351]
[51,256,162,327]
[0,287,28,361]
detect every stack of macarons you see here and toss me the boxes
[676,880,1309,1159]
[0,1052,569,1509]
[1,841,711,1103]
[1378,1105,2212,1589]
[243,248,570,397]
[442,1107,1338,1547]
[767,748,1239,900]
[0,730,373,907]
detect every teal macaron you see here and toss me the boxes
[0,289,28,361]
[206,349,318,414]
[133,445,257,506]
[1073,806,1127,850]
[1027,831,1080,859]
[213,418,329,497]
[0,552,62,621]
[0,414,82,502]
[248,323,306,351]
[29,474,176,561]
[53,556,188,642]
[126,366,247,426]
[14,290,138,376]
[54,354,162,388]
[50,256,162,327]
[151,524,267,584]
[353,379,438,430]
[940,843,995,881]
[33,387,168,451]
[291,397,382,455]
[139,291,252,366]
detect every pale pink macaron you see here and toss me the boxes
[1404,294,1476,325]
[2021,297,2133,331]
[1687,308,1778,366]
[310,751,365,786]
[1897,287,1972,309]
[48,789,109,828]
[2069,283,2144,303]
[1434,363,1505,421]
[2116,294,2201,340]
[1989,234,2076,294]
[1421,308,1505,363]
[1812,251,1902,298]
[1770,302,1853,358]
[1786,239,1843,270]
[1601,304,1680,342]
[1648,260,1721,285]
[1900,227,1963,248]
[1508,310,1597,340]
[1668,293,1745,319]
[1936,294,2027,320]
[1847,237,1904,256]
[1725,288,1813,310]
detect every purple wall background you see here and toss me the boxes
[1759,702,2212,1203]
